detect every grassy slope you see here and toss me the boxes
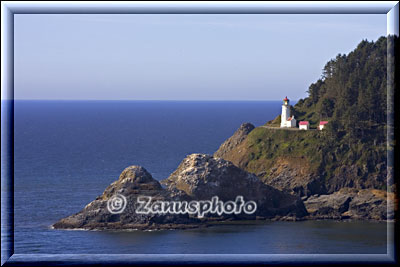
[243,126,387,189]
[221,37,396,192]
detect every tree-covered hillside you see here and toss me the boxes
[294,36,389,144]
[290,36,395,191]
[217,36,398,195]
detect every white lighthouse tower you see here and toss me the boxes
[280,96,296,128]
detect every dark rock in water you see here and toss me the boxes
[52,166,201,230]
[214,123,254,158]
[53,154,308,230]
[346,189,395,220]
[304,187,394,220]
[161,154,308,219]
[304,188,352,218]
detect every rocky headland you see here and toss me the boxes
[53,153,307,231]
[54,37,397,230]
[54,122,394,231]
[214,123,395,221]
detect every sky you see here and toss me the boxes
[14,14,386,101]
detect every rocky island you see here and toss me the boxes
[53,154,307,230]
[53,36,397,231]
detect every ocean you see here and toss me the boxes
[13,100,388,254]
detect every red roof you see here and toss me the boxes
[283,96,289,101]
[319,121,329,125]
[299,121,309,125]
[287,116,293,121]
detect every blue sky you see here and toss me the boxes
[14,14,386,100]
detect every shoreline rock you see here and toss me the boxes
[52,166,202,230]
[304,187,395,221]
[161,154,308,219]
[53,154,308,231]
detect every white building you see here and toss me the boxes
[280,96,297,128]
[318,121,328,130]
[299,121,309,130]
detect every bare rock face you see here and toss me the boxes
[214,123,255,158]
[102,166,163,199]
[304,188,353,219]
[346,189,395,220]
[161,154,308,218]
[326,164,388,194]
[304,188,395,220]
[52,166,200,230]
[261,157,326,197]
[53,154,309,230]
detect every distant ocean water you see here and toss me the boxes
[13,100,388,254]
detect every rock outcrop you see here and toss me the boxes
[161,154,307,219]
[214,122,254,158]
[52,166,201,230]
[304,188,395,220]
[260,157,326,197]
[53,155,308,230]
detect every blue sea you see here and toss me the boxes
[13,100,389,254]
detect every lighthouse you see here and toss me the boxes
[280,96,296,128]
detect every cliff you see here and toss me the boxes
[214,124,390,196]
[213,123,394,221]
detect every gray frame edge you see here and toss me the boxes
[1,2,15,266]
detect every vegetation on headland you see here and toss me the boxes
[222,36,398,193]
[294,35,396,191]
